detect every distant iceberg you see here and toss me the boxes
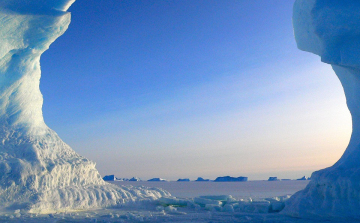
[177,178,190,182]
[148,178,168,182]
[195,177,210,182]
[103,175,116,181]
[296,176,306,181]
[268,177,279,181]
[214,176,248,182]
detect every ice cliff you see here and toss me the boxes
[283,0,360,219]
[0,0,169,214]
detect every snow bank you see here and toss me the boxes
[0,0,170,213]
[283,0,360,219]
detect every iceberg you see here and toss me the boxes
[103,175,116,181]
[195,177,210,182]
[214,176,248,182]
[0,0,169,214]
[283,0,360,219]
[268,177,279,181]
[177,178,190,182]
[148,178,168,182]
[295,176,306,181]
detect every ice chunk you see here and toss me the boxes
[223,204,235,213]
[164,206,177,212]
[270,201,285,212]
[268,177,279,181]
[194,197,222,207]
[245,201,270,213]
[199,195,233,201]
[205,204,222,212]
[158,197,188,207]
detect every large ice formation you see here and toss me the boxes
[0,0,169,214]
[282,0,360,219]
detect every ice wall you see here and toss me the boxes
[0,0,169,213]
[283,0,360,219]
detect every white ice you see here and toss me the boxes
[0,0,169,214]
[283,0,360,220]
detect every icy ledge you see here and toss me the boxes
[0,0,169,214]
[282,0,360,219]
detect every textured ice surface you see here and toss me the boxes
[0,181,314,222]
[0,0,169,214]
[283,0,360,219]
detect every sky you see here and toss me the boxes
[39,0,351,181]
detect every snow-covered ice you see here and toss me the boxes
[283,0,360,220]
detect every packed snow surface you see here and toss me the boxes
[0,0,169,214]
[284,0,360,220]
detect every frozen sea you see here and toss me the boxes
[1,180,345,222]
[110,180,309,199]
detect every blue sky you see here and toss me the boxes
[39,0,351,180]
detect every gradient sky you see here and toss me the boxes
[39,0,351,180]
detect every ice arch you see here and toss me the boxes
[283,0,360,219]
[0,0,169,213]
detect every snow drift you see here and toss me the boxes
[283,0,360,219]
[0,0,169,214]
